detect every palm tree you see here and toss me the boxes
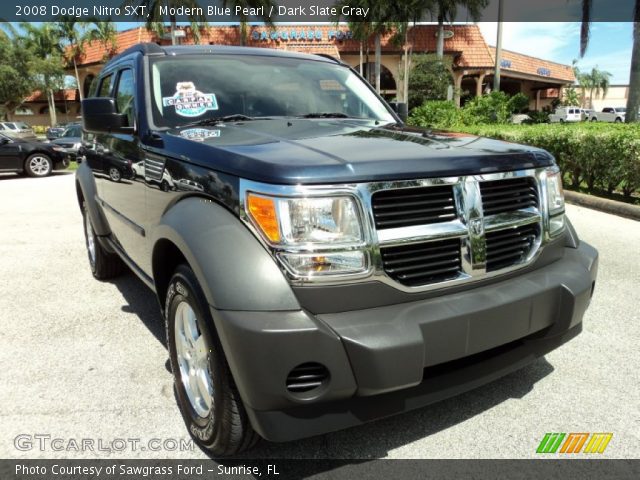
[336,0,397,93]
[88,22,118,61]
[562,86,580,106]
[127,0,272,45]
[577,66,612,109]
[580,0,639,122]
[432,0,488,59]
[18,23,66,126]
[223,0,274,45]
[124,0,207,45]
[392,1,435,104]
[56,19,92,101]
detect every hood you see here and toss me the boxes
[51,137,81,145]
[161,119,554,184]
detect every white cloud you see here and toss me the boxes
[477,22,579,58]
[475,22,631,83]
[574,49,632,84]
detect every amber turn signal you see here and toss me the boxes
[247,193,280,243]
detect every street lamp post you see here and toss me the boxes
[493,0,504,92]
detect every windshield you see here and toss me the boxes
[616,108,627,113]
[150,54,395,127]
[63,126,81,137]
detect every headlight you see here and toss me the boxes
[51,146,65,152]
[246,192,368,278]
[545,168,565,215]
[247,193,363,246]
[545,167,565,235]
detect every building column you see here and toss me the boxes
[454,72,465,107]
[475,73,486,97]
[535,90,541,111]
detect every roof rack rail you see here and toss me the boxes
[106,42,165,65]
[315,53,344,64]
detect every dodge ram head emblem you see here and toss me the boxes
[469,218,484,236]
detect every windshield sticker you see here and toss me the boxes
[162,82,218,117]
[180,128,221,141]
[319,79,346,91]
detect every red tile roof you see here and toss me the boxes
[74,24,573,84]
[488,46,575,82]
[24,89,78,103]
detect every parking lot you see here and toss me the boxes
[0,172,638,460]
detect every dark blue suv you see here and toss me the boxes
[76,43,598,455]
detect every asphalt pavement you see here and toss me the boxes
[0,172,638,460]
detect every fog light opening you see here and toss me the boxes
[286,362,330,395]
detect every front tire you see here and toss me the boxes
[25,154,52,177]
[82,202,125,280]
[166,264,259,456]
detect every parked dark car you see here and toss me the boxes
[50,124,83,160]
[76,44,598,456]
[46,122,73,140]
[0,132,69,176]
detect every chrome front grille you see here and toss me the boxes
[373,170,544,290]
[240,168,554,293]
[380,238,462,286]
[480,177,538,215]
[486,223,539,272]
[371,185,456,229]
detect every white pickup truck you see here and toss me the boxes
[589,107,626,123]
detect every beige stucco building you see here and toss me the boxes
[13,24,575,127]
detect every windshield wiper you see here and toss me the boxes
[180,114,256,127]
[299,112,350,119]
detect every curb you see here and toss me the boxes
[564,190,640,221]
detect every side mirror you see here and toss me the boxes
[0,137,8,145]
[389,102,408,122]
[82,98,133,134]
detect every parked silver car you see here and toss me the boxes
[0,121,36,139]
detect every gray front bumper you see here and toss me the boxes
[212,241,598,442]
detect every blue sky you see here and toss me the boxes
[478,22,633,84]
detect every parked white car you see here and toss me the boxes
[589,107,626,123]
[549,106,582,123]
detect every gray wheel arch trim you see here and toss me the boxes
[152,197,301,312]
[75,161,111,236]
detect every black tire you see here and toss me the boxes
[591,117,598,122]
[166,264,259,456]
[24,153,53,177]
[615,117,622,123]
[108,167,122,182]
[82,202,125,280]
[161,180,170,192]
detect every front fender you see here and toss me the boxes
[75,161,111,236]
[152,197,300,311]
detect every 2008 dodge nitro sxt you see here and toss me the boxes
[76,43,598,455]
